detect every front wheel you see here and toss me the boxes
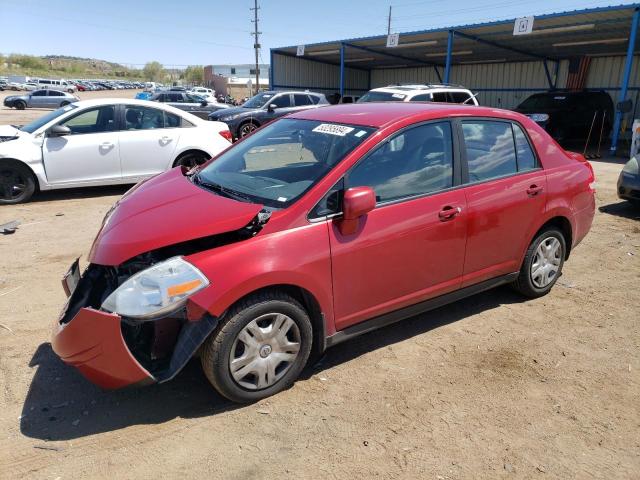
[201,291,313,403]
[14,100,26,110]
[174,151,210,169]
[512,228,566,298]
[238,121,258,138]
[0,162,36,204]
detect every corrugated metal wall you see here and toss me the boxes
[273,53,640,109]
[272,53,369,96]
[371,60,570,109]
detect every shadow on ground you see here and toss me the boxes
[30,185,131,203]
[599,201,640,220]
[21,285,525,441]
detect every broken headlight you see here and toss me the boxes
[101,257,209,320]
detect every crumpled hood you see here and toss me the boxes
[89,168,263,266]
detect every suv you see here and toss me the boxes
[514,90,614,144]
[150,91,230,119]
[52,102,595,403]
[359,84,478,105]
[208,90,329,139]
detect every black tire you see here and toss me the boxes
[14,100,26,110]
[237,121,258,138]
[60,101,70,107]
[201,291,313,403]
[511,227,566,298]
[0,161,36,204]
[173,151,210,169]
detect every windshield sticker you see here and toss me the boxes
[277,196,288,202]
[392,93,406,99]
[312,123,355,136]
[354,130,367,138]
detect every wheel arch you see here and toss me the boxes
[171,148,212,168]
[215,284,326,361]
[0,158,40,192]
[532,215,573,260]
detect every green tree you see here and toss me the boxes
[143,61,164,81]
[183,65,204,85]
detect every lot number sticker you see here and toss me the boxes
[513,16,534,35]
[297,45,305,56]
[313,124,355,136]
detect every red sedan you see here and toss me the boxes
[52,103,595,402]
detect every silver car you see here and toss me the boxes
[149,91,229,119]
[3,89,79,110]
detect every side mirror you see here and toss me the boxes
[47,124,71,137]
[200,101,208,107]
[267,103,277,112]
[338,186,376,235]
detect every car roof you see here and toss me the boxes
[64,98,204,119]
[370,84,470,94]
[289,102,521,128]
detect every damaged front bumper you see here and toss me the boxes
[51,264,218,390]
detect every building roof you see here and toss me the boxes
[272,4,640,69]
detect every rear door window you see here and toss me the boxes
[410,94,431,102]
[432,92,448,103]
[449,92,472,103]
[512,124,537,171]
[293,94,313,106]
[461,121,517,182]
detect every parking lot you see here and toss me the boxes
[0,91,638,479]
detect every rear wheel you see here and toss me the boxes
[200,291,313,403]
[512,228,566,298]
[14,100,26,110]
[60,101,70,107]
[174,151,210,169]
[0,162,36,204]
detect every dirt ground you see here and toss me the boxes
[0,95,639,480]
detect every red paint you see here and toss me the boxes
[53,103,595,389]
[51,308,152,389]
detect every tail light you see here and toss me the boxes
[566,151,596,192]
[219,130,232,142]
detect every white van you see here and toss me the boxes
[35,78,77,93]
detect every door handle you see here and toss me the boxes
[160,136,173,145]
[526,184,544,196]
[438,205,462,221]
[99,142,114,149]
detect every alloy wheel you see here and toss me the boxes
[530,236,562,288]
[239,123,257,137]
[0,168,27,201]
[229,313,301,390]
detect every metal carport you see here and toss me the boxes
[270,4,640,154]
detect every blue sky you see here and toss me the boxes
[0,0,636,67]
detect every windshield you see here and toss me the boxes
[242,92,275,109]
[20,104,78,133]
[358,91,406,103]
[518,94,569,110]
[196,118,375,208]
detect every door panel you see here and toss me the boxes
[43,105,120,185]
[329,120,466,330]
[119,105,181,179]
[329,191,467,330]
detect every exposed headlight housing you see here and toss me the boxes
[622,156,639,174]
[528,113,550,123]
[101,257,209,320]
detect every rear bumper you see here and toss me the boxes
[52,307,154,389]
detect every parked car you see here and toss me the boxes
[0,99,232,204]
[149,91,230,119]
[3,89,79,110]
[514,90,614,143]
[22,82,39,91]
[208,90,329,139]
[34,78,77,93]
[191,87,215,97]
[358,84,478,105]
[50,102,595,403]
[617,156,640,206]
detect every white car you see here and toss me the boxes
[191,87,215,96]
[0,99,232,204]
[358,84,479,105]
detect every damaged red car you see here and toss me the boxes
[52,103,595,403]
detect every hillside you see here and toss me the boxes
[0,53,143,79]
